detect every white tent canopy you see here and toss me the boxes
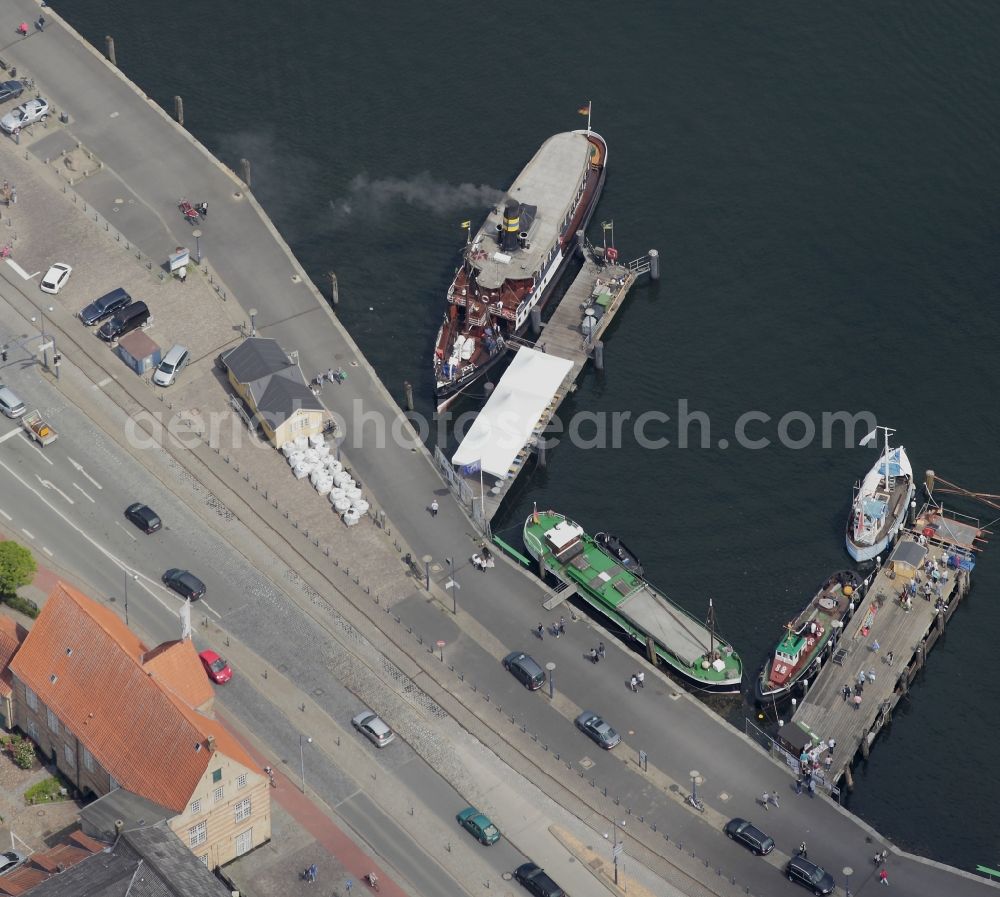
[452,348,572,479]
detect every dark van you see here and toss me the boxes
[502,651,546,690]
[98,301,149,342]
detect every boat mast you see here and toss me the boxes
[707,598,716,660]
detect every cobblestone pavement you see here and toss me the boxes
[0,748,80,853]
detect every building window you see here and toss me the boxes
[83,746,95,772]
[234,797,251,822]
[46,708,59,734]
[213,786,224,804]
[27,720,38,742]
[25,686,38,711]
[188,821,207,848]
[237,773,247,789]
[235,828,253,856]
[200,854,208,866]
[190,799,202,815]
[64,745,75,767]
[212,768,222,783]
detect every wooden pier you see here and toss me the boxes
[784,508,981,790]
[482,252,640,521]
[437,245,649,527]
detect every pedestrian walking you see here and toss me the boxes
[536,623,544,640]
[857,670,866,686]
[316,371,326,387]
[879,868,889,886]
[853,694,862,710]
[327,368,336,383]
[557,616,565,636]
[430,499,439,517]
[629,674,638,693]
[807,776,816,798]
[886,650,894,665]
[589,648,598,664]
[198,201,208,217]
[871,639,880,653]
[798,841,808,858]
[770,789,779,809]
[308,863,318,883]
[760,791,770,811]
[795,777,803,795]
[842,684,850,702]
[598,641,606,659]
[37,15,45,32]
[637,671,645,688]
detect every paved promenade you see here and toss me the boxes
[0,4,995,897]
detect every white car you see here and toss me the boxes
[351,710,395,748]
[0,97,49,133]
[152,344,189,387]
[40,263,72,294]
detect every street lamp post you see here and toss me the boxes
[690,770,701,805]
[545,662,556,699]
[192,228,203,263]
[843,866,853,897]
[299,735,312,793]
[445,557,457,614]
[248,307,258,338]
[122,569,138,627]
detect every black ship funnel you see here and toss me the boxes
[500,200,520,253]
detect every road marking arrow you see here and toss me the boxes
[35,474,74,504]
[67,457,103,490]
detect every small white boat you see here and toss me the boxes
[846,426,915,563]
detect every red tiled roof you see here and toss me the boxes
[0,865,46,896]
[0,616,27,699]
[8,583,252,813]
[0,828,106,895]
[142,639,214,709]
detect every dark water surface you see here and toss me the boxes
[58,0,999,870]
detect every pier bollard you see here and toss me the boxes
[239,158,252,188]
[105,36,117,66]
[593,340,605,371]
[403,381,414,411]
[174,96,184,126]
[530,306,542,337]
[648,249,660,280]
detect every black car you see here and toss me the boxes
[79,287,133,326]
[513,862,565,897]
[162,568,206,601]
[724,818,774,856]
[502,651,546,690]
[125,503,161,534]
[786,856,835,895]
[0,80,23,105]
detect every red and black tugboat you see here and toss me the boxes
[433,128,607,410]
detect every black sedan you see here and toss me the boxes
[78,287,132,326]
[513,862,565,897]
[0,81,23,105]
[125,503,161,534]
[724,818,774,856]
[162,569,206,601]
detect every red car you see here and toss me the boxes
[199,650,232,684]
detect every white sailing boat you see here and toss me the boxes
[846,426,915,562]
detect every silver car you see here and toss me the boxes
[152,344,189,387]
[575,710,621,750]
[0,386,26,419]
[0,97,49,133]
[351,710,395,748]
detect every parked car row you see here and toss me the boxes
[725,818,835,895]
[78,287,188,386]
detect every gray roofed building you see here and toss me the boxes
[80,789,173,843]
[22,822,233,897]
[221,337,329,446]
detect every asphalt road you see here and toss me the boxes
[1,8,994,897]
[0,305,484,897]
